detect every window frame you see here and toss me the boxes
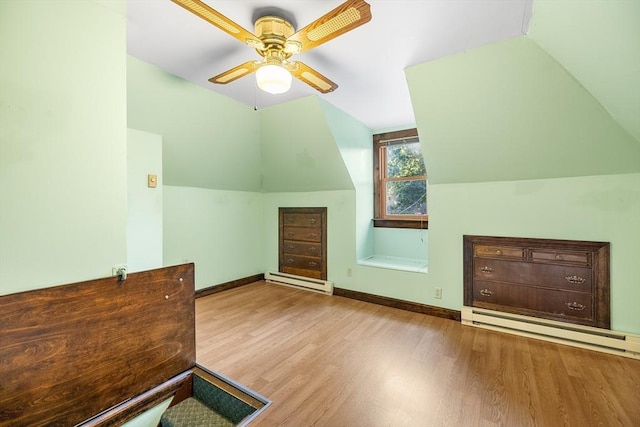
[373,128,428,229]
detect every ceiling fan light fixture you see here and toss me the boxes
[256,64,292,94]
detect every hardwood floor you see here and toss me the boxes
[196,281,640,427]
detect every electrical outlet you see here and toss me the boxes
[112,264,127,276]
[347,267,353,277]
[434,287,442,299]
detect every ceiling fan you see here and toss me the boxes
[170,0,372,94]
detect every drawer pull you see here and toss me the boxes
[309,247,317,253]
[286,217,293,223]
[564,275,586,284]
[480,266,494,273]
[565,302,585,311]
[495,250,502,256]
[479,289,494,297]
[309,262,318,267]
[310,233,318,239]
[287,258,295,264]
[287,245,295,250]
[287,232,295,237]
[309,218,317,224]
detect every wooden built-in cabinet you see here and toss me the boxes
[279,207,327,280]
[463,235,610,329]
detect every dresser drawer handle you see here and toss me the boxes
[479,289,494,297]
[309,247,317,253]
[287,232,295,237]
[565,302,585,311]
[564,275,586,284]
[495,250,502,256]
[287,258,295,264]
[310,233,318,239]
[286,217,293,223]
[309,262,318,267]
[309,218,317,224]
[480,266,494,273]
[287,245,295,250]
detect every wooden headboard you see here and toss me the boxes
[0,264,195,426]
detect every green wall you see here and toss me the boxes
[529,0,640,142]
[260,96,354,192]
[406,36,639,185]
[127,56,261,192]
[0,0,127,294]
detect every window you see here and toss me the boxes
[373,128,428,229]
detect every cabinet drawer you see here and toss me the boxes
[530,250,591,266]
[472,280,594,323]
[474,245,524,260]
[283,226,322,242]
[282,266,323,280]
[282,240,322,257]
[281,254,323,272]
[282,213,322,228]
[473,259,592,292]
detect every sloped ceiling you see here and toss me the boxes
[406,1,640,185]
[528,0,640,143]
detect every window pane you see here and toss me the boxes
[386,179,427,215]
[385,142,426,178]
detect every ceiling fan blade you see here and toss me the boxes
[288,62,338,93]
[285,0,372,54]
[171,0,264,49]
[209,61,259,85]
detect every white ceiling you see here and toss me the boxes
[127,0,534,131]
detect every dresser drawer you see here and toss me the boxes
[282,240,322,257]
[473,259,593,292]
[282,266,323,279]
[472,280,594,323]
[474,245,525,260]
[283,226,322,242]
[282,213,322,228]
[530,250,591,266]
[281,254,323,272]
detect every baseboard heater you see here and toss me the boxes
[461,306,640,360]
[265,271,333,295]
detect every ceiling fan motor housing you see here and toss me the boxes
[254,16,294,57]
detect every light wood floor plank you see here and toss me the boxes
[196,282,640,426]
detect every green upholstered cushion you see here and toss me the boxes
[192,375,256,424]
[160,397,235,427]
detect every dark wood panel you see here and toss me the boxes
[281,254,323,271]
[282,266,323,279]
[282,226,322,242]
[282,213,322,228]
[279,207,327,280]
[464,235,609,329]
[282,240,322,257]
[0,264,195,426]
[472,279,594,323]
[472,258,593,292]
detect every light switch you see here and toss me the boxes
[148,174,157,188]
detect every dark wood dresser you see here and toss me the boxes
[279,207,327,280]
[463,235,610,328]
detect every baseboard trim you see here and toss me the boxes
[333,287,461,321]
[195,274,265,299]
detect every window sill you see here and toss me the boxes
[373,219,428,229]
[358,255,428,274]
